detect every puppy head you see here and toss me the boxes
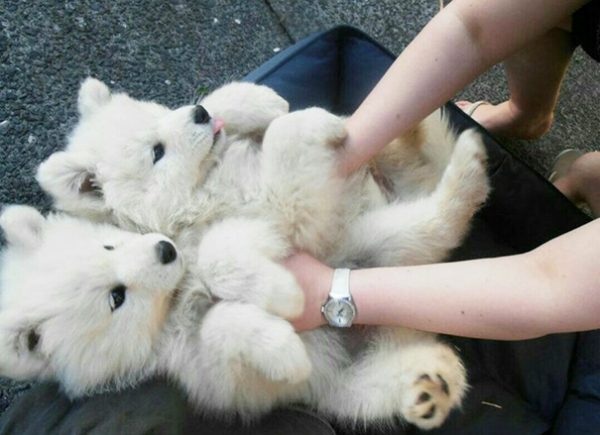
[0,205,184,396]
[37,78,227,234]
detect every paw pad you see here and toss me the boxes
[417,373,450,395]
[408,372,453,424]
[417,392,431,404]
[421,404,436,420]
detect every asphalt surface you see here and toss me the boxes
[1,0,599,417]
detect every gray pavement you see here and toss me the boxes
[1,0,599,418]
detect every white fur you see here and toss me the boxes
[0,206,184,395]
[28,79,490,429]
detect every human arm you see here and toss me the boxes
[339,0,587,175]
[286,219,600,340]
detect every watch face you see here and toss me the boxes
[323,299,355,327]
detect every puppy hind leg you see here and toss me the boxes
[417,109,458,174]
[337,197,469,267]
[414,128,490,256]
[318,328,467,431]
[370,109,456,199]
[434,128,490,220]
[338,130,489,267]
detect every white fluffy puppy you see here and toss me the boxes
[0,206,327,419]
[32,79,490,429]
[0,206,183,395]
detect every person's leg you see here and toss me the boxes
[458,25,575,140]
[554,151,600,217]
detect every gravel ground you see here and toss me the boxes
[0,381,31,415]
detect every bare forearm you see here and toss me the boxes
[351,219,600,340]
[351,254,552,340]
[341,0,587,174]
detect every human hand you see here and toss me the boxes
[283,251,333,331]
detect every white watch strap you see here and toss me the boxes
[329,268,351,299]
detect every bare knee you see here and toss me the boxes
[571,152,600,183]
[561,152,600,203]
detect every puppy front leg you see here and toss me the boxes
[259,108,347,256]
[174,301,311,420]
[195,217,304,319]
[200,82,289,137]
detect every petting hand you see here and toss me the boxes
[283,251,333,331]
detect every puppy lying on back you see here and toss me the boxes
[25,80,490,429]
[0,205,452,430]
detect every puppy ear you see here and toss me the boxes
[36,151,104,215]
[78,77,111,118]
[0,205,45,249]
[0,312,48,380]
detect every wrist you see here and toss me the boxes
[315,267,333,327]
[321,268,357,328]
[338,116,368,176]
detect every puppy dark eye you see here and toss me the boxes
[109,285,127,312]
[152,143,165,164]
[104,245,114,251]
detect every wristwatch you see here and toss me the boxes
[321,268,356,327]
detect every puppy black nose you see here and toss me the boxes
[193,105,211,124]
[156,241,177,264]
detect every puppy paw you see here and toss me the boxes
[198,256,304,320]
[259,263,305,319]
[200,82,289,135]
[403,373,455,430]
[454,129,488,165]
[196,218,303,319]
[444,129,490,207]
[401,347,467,430]
[201,303,312,388]
[245,321,312,384]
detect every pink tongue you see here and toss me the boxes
[212,118,224,134]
